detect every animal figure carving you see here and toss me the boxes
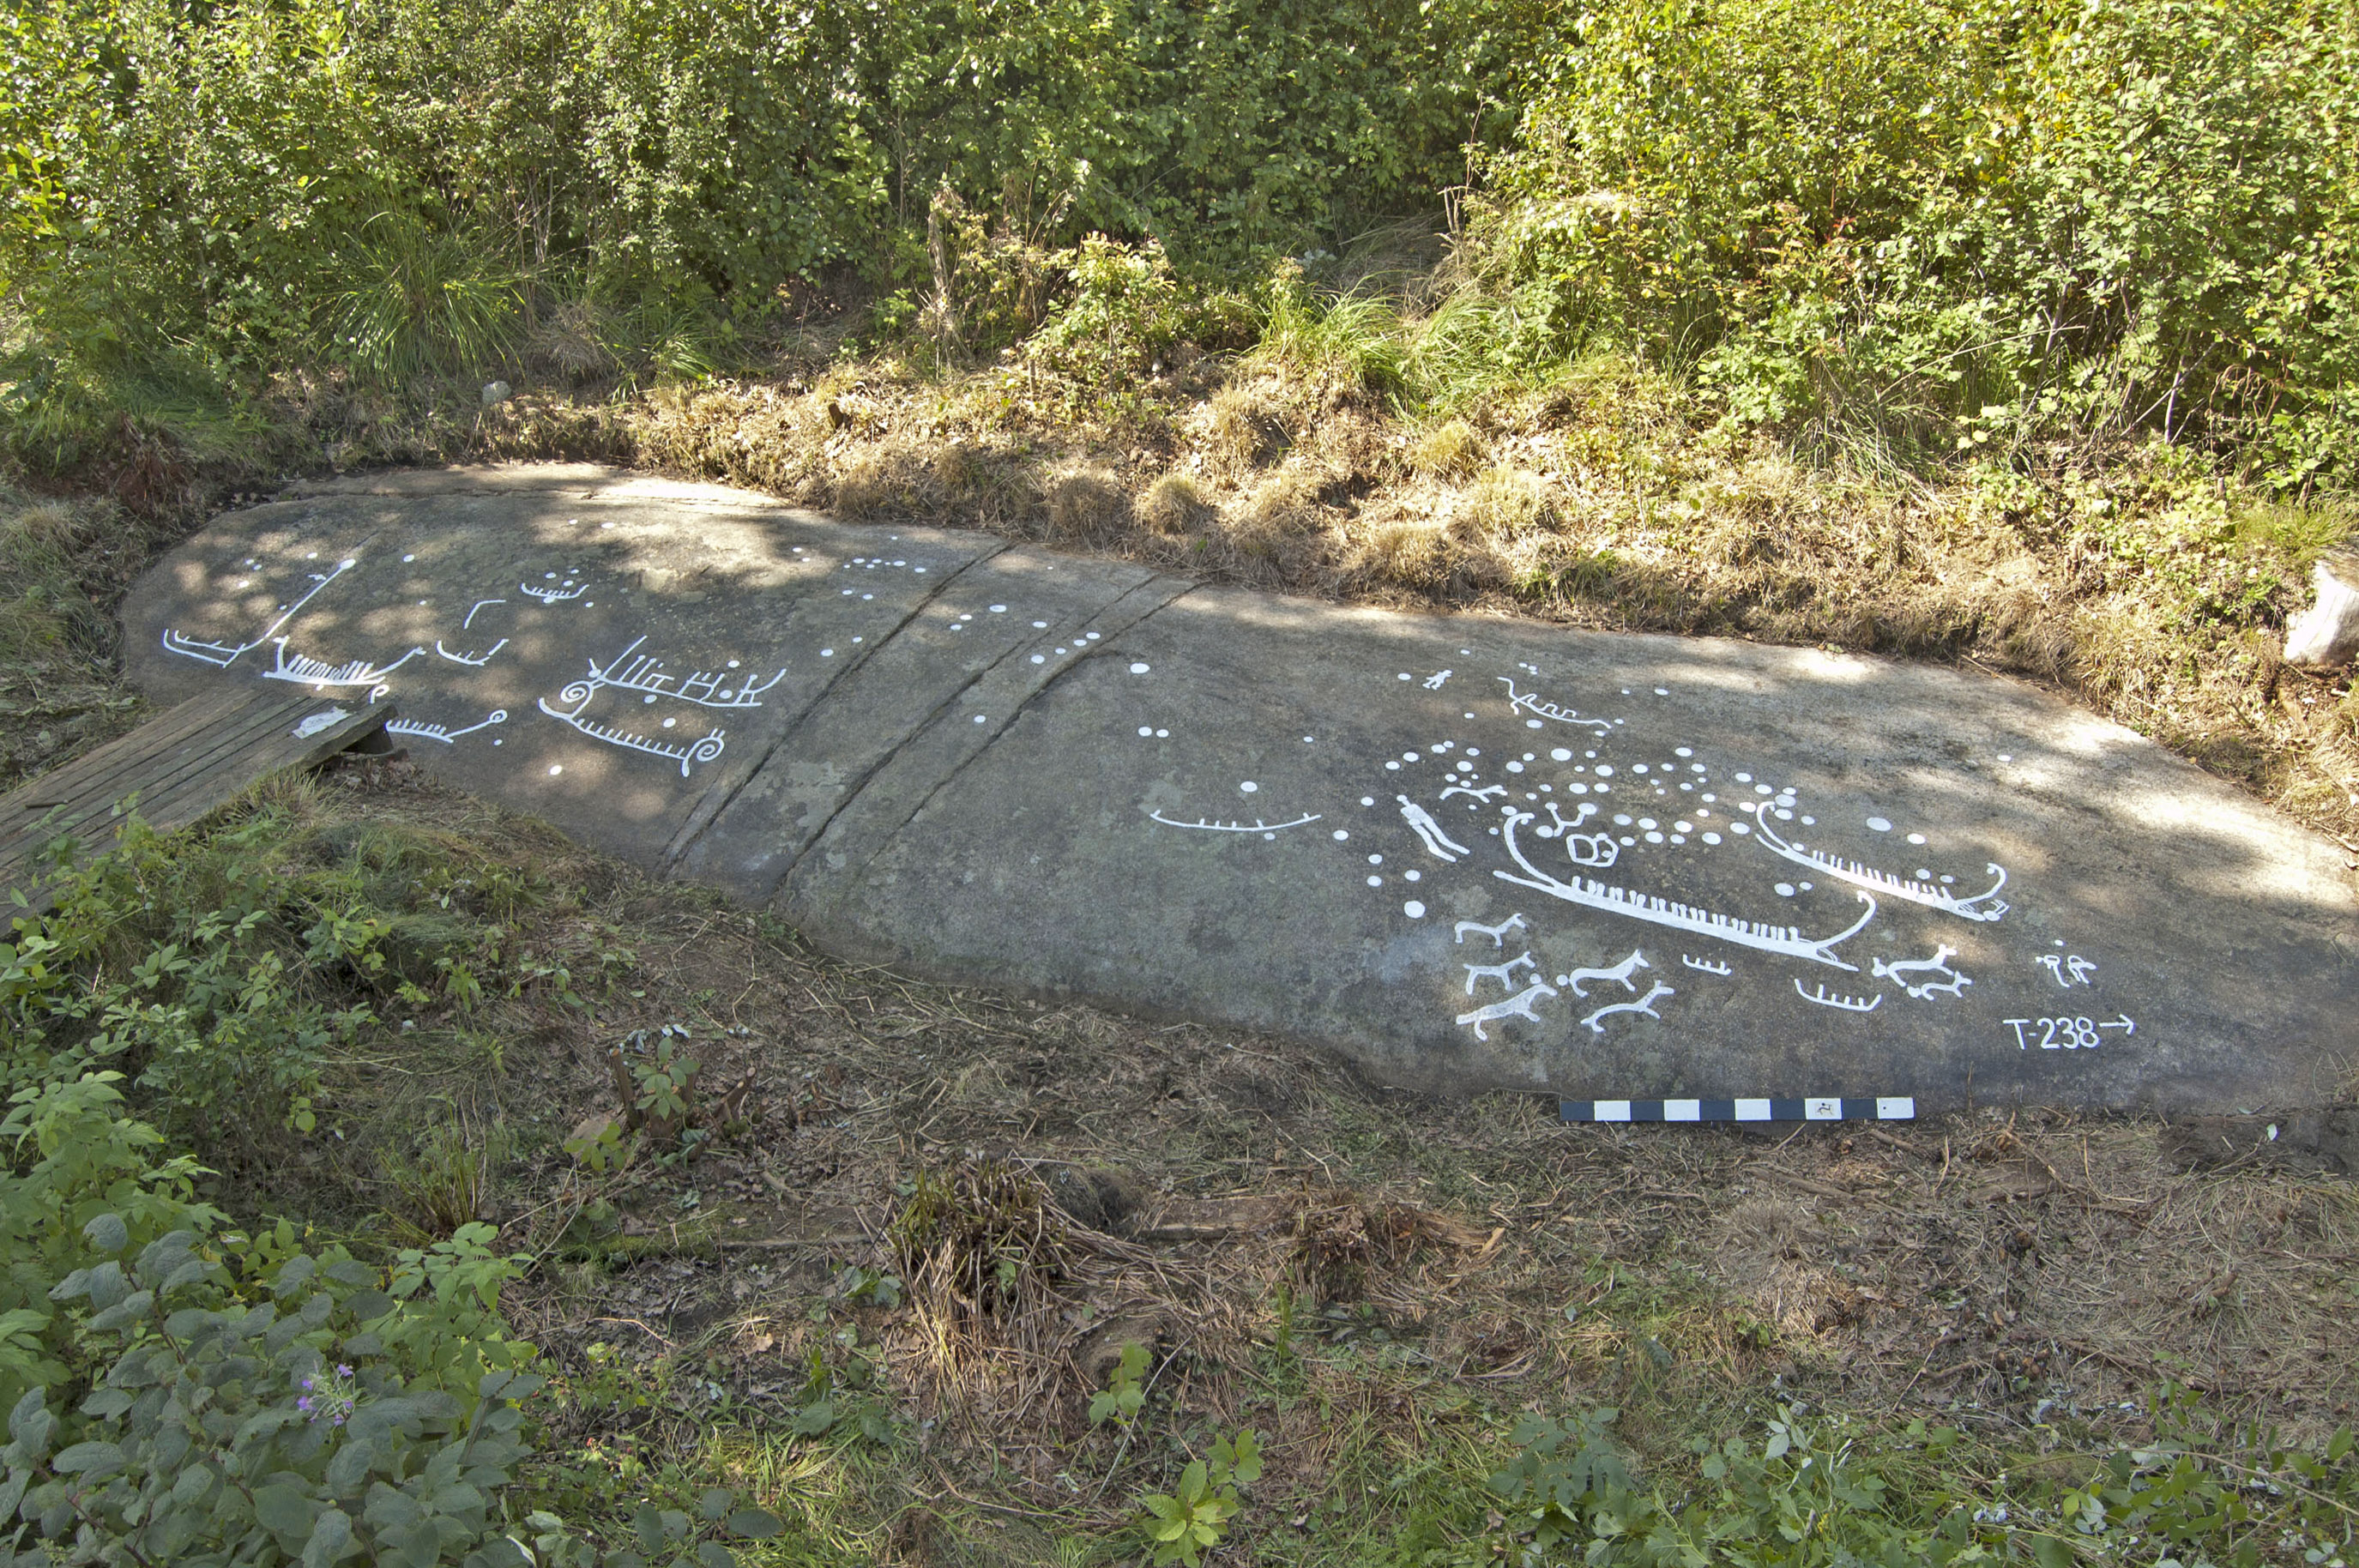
[1558,949,1650,998]
[1456,981,1558,1040]
[1581,980,1674,1034]
[1455,914,1527,948]
[1871,944,1972,999]
[1463,952,1537,996]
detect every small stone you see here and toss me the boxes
[480,380,511,407]
[2284,552,2359,666]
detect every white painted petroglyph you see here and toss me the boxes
[163,558,356,666]
[1795,980,1884,1013]
[1581,980,1674,1034]
[1397,796,1471,862]
[1439,783,1508,803]
[1872,944,1974,999]
[1496,678,1614,733]
[2035,953,2098,988]
[559,637,785,711]
[1463,951,1537,995]
[1147,810,1322,835]
[386,709,508,745]
[1749,814,2009,922]
[261,640,426,691]
[462,599,507,629]
[534,697,728,775]
[519,577,588,605]
[1680,955,1733,975]
[434,638,510,666]
[1456,980,1557,1040]
[1537,800,1620,869]
[1558,949,1650,998]
[1494,808,1877,968]
[1455,914,1528,947]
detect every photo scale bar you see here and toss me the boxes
[1560,1096,1915,1124]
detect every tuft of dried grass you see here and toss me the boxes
[1451,466,1555,544]
[833,441,939,519]
[1137,473,1212,535]
[525,299,617,383]
[1349,516,1459,590]
[1409,418,1485,481]
[1198,382,1288,473]
[1046,466,1131,543]
[1234,464,1328,545]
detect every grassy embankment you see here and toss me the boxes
[3,0,2356,1559]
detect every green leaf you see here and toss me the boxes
[1173,1459,1209,1505]
[6,1390,49,1459]
[1212,1427,1261,1485]
[385,1517,448,1568]
[300,1506,353,1568]
[82,1213,130,1254]
[50,1440,128,1478]
[698,1488,733,1522]
[726,1508,783,1539]
[255,1481,321,1528]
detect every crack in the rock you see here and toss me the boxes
[667,540,1011,866]
[808,576,1201,910]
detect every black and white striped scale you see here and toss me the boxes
[1560,1096,1915,1124]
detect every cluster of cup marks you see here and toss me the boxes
[1343,661,1965,926]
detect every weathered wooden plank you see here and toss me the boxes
[0,686,252,810]
[0,687,391,911]
[11,691,309,835]
[136,698,386,827]
[103,694,350,828]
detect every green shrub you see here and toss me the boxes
[1481,0,2359,485]
[3,807,548,1150]
[0,0,1503,467]
[1482,1399,2359,1567]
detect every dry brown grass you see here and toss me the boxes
[1046,464,1130,543]
[554,351,2357,841]
[1138,472,1213,534]
[214,765,2345,1518]
[1408,418,1485,482]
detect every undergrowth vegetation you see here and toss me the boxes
[0,469,2351,1559]
[2,769,2354,1564]
[3,0,2357,1559]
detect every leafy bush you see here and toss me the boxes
[3,806,550,1150]
[1483,1399,2359,1566]
[1481,0,2359,485]
[0,1191,788,1566]
[0,0,1503,467]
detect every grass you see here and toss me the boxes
[1,700,2352,1561]
[24,260,2352,859]
[1,278,2355,1561]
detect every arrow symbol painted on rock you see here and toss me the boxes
[2097,1016,2136,1034]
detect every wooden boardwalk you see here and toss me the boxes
[0,687,392,914]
